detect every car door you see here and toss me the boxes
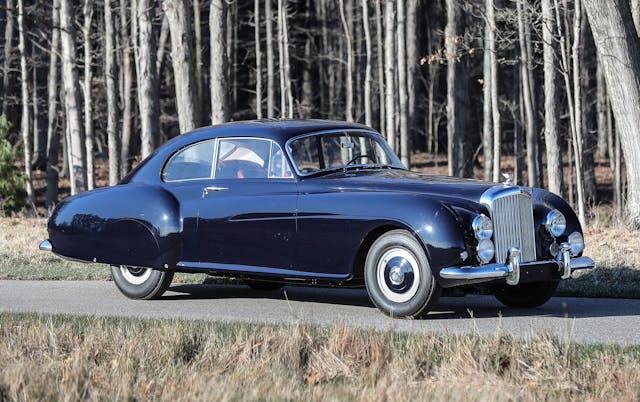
[196,138,298,272]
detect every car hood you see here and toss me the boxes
[309,168,500,210]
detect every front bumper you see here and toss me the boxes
[440,243,594,285]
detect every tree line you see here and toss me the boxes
[0,0,639,227]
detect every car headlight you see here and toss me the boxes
[568,232,585,256]
[477,239,495,264]
[544,209,566,237]
[472,215,493,240]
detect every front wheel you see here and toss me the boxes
[494,281,559,308]
[111,265,174,300]
[365,230,440,318]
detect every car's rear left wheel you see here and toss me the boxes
[365,230,440,318]
[111,265,174,300]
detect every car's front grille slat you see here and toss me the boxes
[486,190,536,264]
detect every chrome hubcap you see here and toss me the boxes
[119,266,152,285]
[376,248,421,303]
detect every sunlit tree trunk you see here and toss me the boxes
[255,0,263,119]
[17,0,33,208]
[397,0,409,167]
[164,0,198,132]
[83,0,94,190]
[339,0,354,122]
[2,0,14,115]
[383,0,396,151]
[210,0,229,123]
[46,0,61,207]
[584,0,640,226]
[137,0,159,158]
[60,0,87,193]
[104,0,120,185]
[542,0,564,196]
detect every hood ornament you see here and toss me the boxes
[502,172,513,186]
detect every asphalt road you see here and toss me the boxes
[1,280,639,345]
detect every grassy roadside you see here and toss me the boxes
[2,217,639,298]
[1,312,639,401]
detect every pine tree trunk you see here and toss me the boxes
[595,56,608,158]
[137,0,159,158]
[210,0,229,124]
[362,0,372,127]
[631,0,640,35]
[83,0,94,190]
[17,0,33,208]
[339,0,354,122]
[193,0,203,115]
[397,0,409,167]
[542,0,564,196]
[517,0,538,187]
[156,15,169,76]
[571,0,587,227]
[383,0,396,151]
[446,0,467,177]
[46,0,61,207]
[163,0,198,132]
[375,0,385,134]
[583,0,640,226]
[482,20,492,181]
[406,0,418,137]
[120,3,133,176]
[266,0,275,118]
[255,0,263,119]
[2,0,14,115]
[488,0,500,183]
[104,0,120,185]
[281,0,293,118]
[60,0,87,193]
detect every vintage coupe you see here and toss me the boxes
[39,120,594,317]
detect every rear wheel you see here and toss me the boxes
[494,281,559,308]
[111,265,174,300]
[364,230,440,318]
[243,279,283,291]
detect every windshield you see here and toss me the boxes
[288,131,404,176]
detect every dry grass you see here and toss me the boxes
[1,312,639,401]
[2,216,640,298]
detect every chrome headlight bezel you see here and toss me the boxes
[476,239,495,264]
[568,232,585,256]
[472,215,493,241]
[544,209,566,237]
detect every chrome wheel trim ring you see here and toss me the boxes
[376,248,421,303]
[119,266,152,285]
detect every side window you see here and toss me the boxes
[215,138,271,179]
[268,143,293,178]
[163,140,215,182]
[289,136,320,173]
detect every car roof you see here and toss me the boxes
[122,119,376,184]
[173,119,375,145]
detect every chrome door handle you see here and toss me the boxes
[204,186,228,194]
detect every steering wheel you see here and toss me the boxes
[346,154,375,165]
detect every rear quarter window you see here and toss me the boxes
[162,140,215,182]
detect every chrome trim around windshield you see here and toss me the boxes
[284,128,402,177]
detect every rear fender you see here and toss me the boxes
[48,184,182,269]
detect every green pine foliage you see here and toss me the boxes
[0,115,26,214]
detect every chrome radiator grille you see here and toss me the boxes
[488,191,536,263]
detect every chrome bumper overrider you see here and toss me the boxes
[38,240,52,252]
[440,242,595,285]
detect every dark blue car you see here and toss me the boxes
[39,120,594,318]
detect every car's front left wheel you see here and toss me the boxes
[364,230,440,318]
[111,265,174,300]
